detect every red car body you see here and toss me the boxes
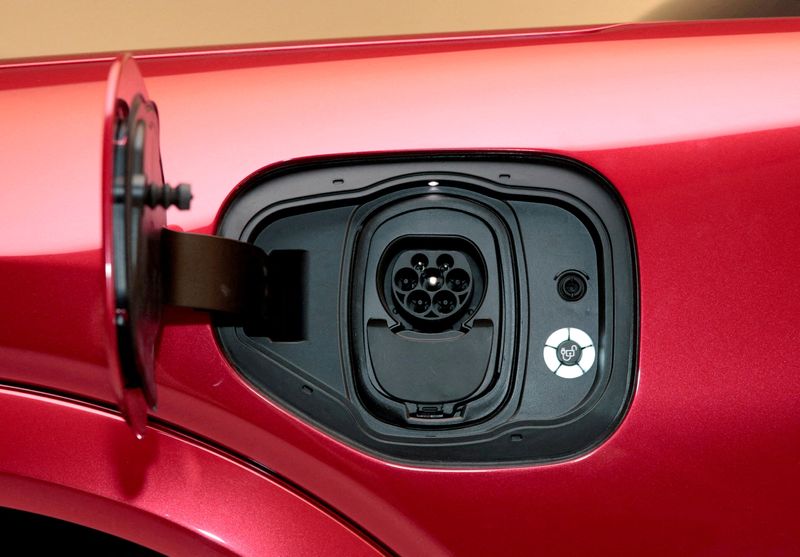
[1,17,800,555]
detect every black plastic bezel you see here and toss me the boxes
[215,152,639,467]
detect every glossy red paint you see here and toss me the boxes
[1,18,800,556]
[0,387,384,556]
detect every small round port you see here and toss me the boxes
[421,268,444,291]
[436,254,454,270]
[433,291,457,314]
[557,271,587,302]
[446,269,470,292]
[411,253,428,271]
[407,290,431,314]
[394,268,418,291]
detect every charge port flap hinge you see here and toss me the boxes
[162,228,270,319]
[103,54,308,432]
[161,229,306,337]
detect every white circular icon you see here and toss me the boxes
[543,327,595,379]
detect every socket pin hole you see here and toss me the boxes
[407,290,431,313]
[433,291,457,314]
[446,269,470,292]
[421,268,444,291]
[411,253,428,270]
[395,268,418,291]
[437,254,454,270]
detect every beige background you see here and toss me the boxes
[1,0,666,60]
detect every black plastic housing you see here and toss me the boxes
[216,153,638,466]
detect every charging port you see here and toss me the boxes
[380,237,485,333]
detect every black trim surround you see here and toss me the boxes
[216,153,639,466]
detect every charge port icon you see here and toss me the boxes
[557,340,581,365]
[543,328,596,379]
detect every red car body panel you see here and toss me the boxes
[1,18,800,555]
[0,387,383,556]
